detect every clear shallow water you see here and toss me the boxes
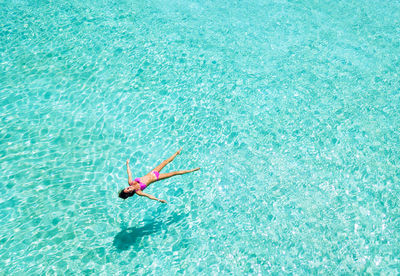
[1,0,399,274]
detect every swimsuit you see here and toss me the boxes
[152,170,160,180]
[131,171,160,191]
[134,178,147,191]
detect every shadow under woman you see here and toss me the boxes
[113,212,186,252]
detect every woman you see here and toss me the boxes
[119,148,199,203]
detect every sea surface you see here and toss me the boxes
[1,0,399,274]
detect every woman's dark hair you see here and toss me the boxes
[119,189,134,199]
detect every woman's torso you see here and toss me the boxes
[130,172,157,191]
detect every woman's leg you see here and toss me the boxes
[158,168,200,180]
[152,148,182,173]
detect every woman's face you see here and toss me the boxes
[124,186,134,193]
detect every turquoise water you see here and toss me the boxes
[1,0,399,274]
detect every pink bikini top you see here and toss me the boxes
[130,178,146,191]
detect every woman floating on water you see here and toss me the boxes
[119,148,199,203]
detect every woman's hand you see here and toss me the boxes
[139,192,167,203]
[126,159,130,164]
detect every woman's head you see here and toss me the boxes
[119,188,134,199]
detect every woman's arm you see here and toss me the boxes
[136,191,167,203]
[126,159,133,184]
